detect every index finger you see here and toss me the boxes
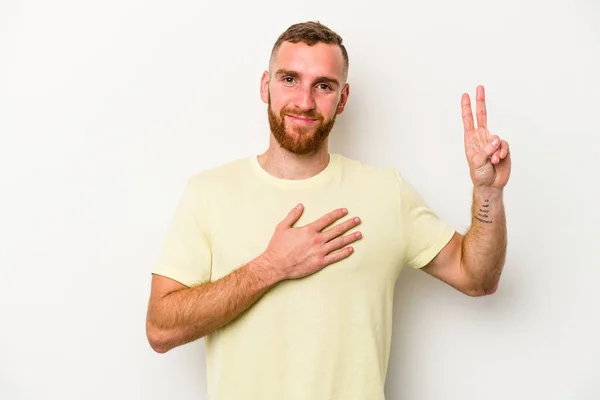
[476,85,487,129]
[308,208,348,231]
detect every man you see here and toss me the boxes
[146,21,511,400]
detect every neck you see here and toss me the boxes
[257,136,330,180]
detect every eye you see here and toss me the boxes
[282,76,295,85]
[317,83,332,91]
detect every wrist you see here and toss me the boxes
[248,252,285,287]
[473,185,504,200]
[471,185,504,225]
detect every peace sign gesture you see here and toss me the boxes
[462,85,511,189]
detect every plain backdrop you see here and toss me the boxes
[1,0,599,399]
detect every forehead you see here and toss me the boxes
[271,41,345,80]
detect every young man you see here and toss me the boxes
[146,21,511,400]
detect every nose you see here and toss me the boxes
[293,86,316,111]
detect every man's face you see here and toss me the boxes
[261,41,350,155]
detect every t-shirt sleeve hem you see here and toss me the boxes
[150,268,206,288]
[409,225,456,269]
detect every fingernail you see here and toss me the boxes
[296,204,302,209]
[492,138,499,146]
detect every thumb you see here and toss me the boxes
[472,136,501,167]
[280,203,304,228]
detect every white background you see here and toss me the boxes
[1,0,599,399]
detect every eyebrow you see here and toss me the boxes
[274,69,340,87]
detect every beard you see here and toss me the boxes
[267,93,338,155]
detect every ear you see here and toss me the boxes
[260,71,270,104]
[336,83,350,114]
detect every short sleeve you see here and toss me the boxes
[152,179,212,286]
[397,171,455,269]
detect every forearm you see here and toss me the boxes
[462,186,507,293]
[147,255,281,353]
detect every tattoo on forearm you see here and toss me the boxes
[475,199,492,224]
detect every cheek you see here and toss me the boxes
[269,89,289,111]
[318,98,339,117]
[270,101,285,117]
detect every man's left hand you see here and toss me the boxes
[461,85,511,189]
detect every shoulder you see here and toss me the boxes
[186,156,252,189]
[335,153,403,193]
[336,153,399,181]
[170,157,252,211]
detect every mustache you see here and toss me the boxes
[281,108,322,120]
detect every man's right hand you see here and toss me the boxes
[146,203,362,352]
[260,203,362,281]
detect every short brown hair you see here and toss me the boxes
[270,21,349,76]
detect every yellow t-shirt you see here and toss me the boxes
[153,153,455,400]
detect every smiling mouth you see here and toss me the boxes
[286,114,318,123]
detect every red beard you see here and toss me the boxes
[267,93,337,155]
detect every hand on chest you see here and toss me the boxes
[209,198,404,282]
